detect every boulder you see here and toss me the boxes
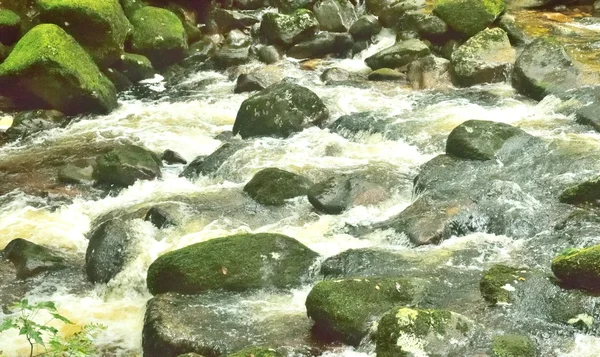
[349,15,382,41]
[399,11,448,42]
[182,37,218,67]
[243,168,312,206]
[368,68,405,81]
[313,0,357,32]
[212,41,251,69]
[128,6,188,68]
[233,82,329,138]
[497,14,528,46]
[166,4,202,43]
[407,55,453,89]
[552,245,600,291]
[0,24,117,115]
[451,28,515,86]
[36,0,131,67]
[260,9,319,47]
[234,73,268,93]
[378,0,426,28]
[576,102,600,132]
[559,176,600,206]
[180,141,248,179]
[0,9,20,45]
[161,149,187,165]
[307,175,388,214]
[479,264,530,304]
[446,120,530,161]
[3,238,67,279]
[204,8,260,34]
[373,307,476,357]
[365,39,430,70]
[320,67,353,84]
[85,218,133,284]
[512,39,579,101]
[433,0,505,37]
[306,277,428,346]
[145,206,176,229]
[114,53,155,83]
[104,67,133,91]
[5,109,66,142]
[319,248,415,278]
[57,163,94,184]
[92,144,162,188]
[328,112,391,136]
[270,0,317,13]
[146,233,319,295]
[287,32,353,59]
[257,45,281,64]
[491,334,536,357]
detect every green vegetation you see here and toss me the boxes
[552,245,600,291]
[492,334,536,357]
[434,0,505,37]
[480,265,528,304]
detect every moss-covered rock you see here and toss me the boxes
[399,11,447,42]
[480,265,529,304]
[166,4,202,43]
[306,277,428,346]
[491,334,536,357]
[244,168,312,206]
[434,0,505,37]
[378,0,426,28]
[552,245,600,292]
[128,6,188,68]
[451,28,515,86]
[260,9,319,47]
[374,307,476,357]
[3,238,68,279]
[0,9,21,45]
[92,144,162,188]
[146,233,319,295]
[365,39,430,70]
[368,68,405,81]
[115,53,155,82]
[0,24,117,115]
[559,177,600,206]
[5,109,66,142]
[227,347,282,357]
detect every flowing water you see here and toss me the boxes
[2,20,600,357]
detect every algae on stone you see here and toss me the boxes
[492,334,536,357]
[480,264,529,304]
[433,0,505,37]
[244,168,312,206]
[0,9,21,45]
[552,245,600,292]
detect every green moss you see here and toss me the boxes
[129,6,188,68]
[243,168,312,206]
[480,265,528,304]
[433,0,505,37]
[305,277,427,346]
[492,334,535,357]
[0,24,117,114]
[116,53,155,82]
[552,244,600,291]
[559,177,600,206]
[227,347,282,357]
[146,233,319,295]
[0,9,21,26]
[260,9,318,47]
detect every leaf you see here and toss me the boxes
[35,301,57,311]
[0,319,14,332]
[51,312,73,325]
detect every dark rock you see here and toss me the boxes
[306,277,428,346]
[145,206,176,229]
[233,82,329,138]
[491,335,536,357]
[378,0,426,28]
[0,9,21,45]
[244,168,312,205]
[512,38,580,101]
[180,141,248,179]
[313,0,357,32]
[205,8,260,34]
[349,15,382,41]
[307,175,387,214]
[407,55,453,89]
[446,120,530,161]
[85,218,133,284]
[234,0,266,9]
[5,109,66,142]
[181,38,218,68]
[480,264,530,304]
[320,248,415,278]
[146,233,319,294]
[104,68,133,91]
[0,43,9,63]
[271,0,317,13]
[115,53,156,83]
[260,9,319,48]
[212,43,251,69]
[234,73,267,93]
[439,39,461,60]
[58,163,94,185]
[92,144,162,188]
[433,0,505,37]
[328,111,391,137]
[3,238,67,279]
[576,102,600,132]
[352,40,369,55]
[399,11,448,43]
[559,176,600,206]
[365,39,430,70]
[161,149,187,165]
[497,14,529,46]
[257,45,281,64]
[287,32,354,59]
[368,68,406,81]
[166,4,202,44]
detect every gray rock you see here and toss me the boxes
[5,109,66,142]
[497,14,529,46]
[313,0,357,32]
[270,0,317,13]
[85,218,133,284]
[320,67,352,84]
[244,168,312,205]
[378,0,426,28]
[349,14,382,41]
[407,55,453,89]
[368,68,406,81]
[58,163,94,184]
[308,174,388,214]
[204,8,260,35]
[576,102,600,132]
[92,145,162,188]
[365,39,430,70]
[181,38,218,68]
[161,149,187,165]
[257,45,281,64]
[287,32,353,59]
[399,11,448,42]
[260,9,319,47]
[180,141,249,179]
[3,238,68,279]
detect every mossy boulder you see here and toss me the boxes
[93,144,162,188]
[228,347,282,357]
[146,233,319,295]
[36,0,131,67]
[128,6,188,68]
[399,11,447,42]
[3,238,68,279]
[306,277,428,346]
[365,39,430,70]
[491,334,536,357]
[5,109,66,142]
[260,9,319,47]
[233,82,329,139]
[451,28,515,86]
[433,0,505,37]
[244,168,312,206]
[480,265,529,305]
[0,24,117,115]
[0,9,21,45]
[115,53,156,82]
[552,245,600,292]
[374,307,476,357]
[446,120,530,161]
[559,176,600,206]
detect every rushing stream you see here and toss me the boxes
[2,15,600,357]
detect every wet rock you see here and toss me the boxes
[378,0,426,28]
[92,144,162,188]
[244,168,312,206]
[576,102,600,132]
[446,120,530,161]
[373,307,476,357]
[497,14,529,46]
[271,0,317,13]
[595,0,600,16]
[552,245,600,291]
[128,6,188,68]
[306,277,428,346]
[5,109,67,142]
[3,238,67,279]
[328,111,391,137]
[181,38,218,67]
[451,28,515,86]
[480,265,530,305]
[320,67,352,84]
[235,64,284,94]
[212,43,251,69]
[559,176,600,206]
[352,40,369,55]
[320,248,415,278]
[349,15,382,41]
[180,141,248,179]
[260,9,319,48]
[512,38,580,101]
[399,11,448,43]
[228,347,281,357]
[145,206,176,229]
[313,0,357,32]
[407,54,453,89]
[233,82,329,138]
[58,163,94,184]
[115,53,156,83]
[146,233,319,294]
[0,9,21,45]
[104,68,133,91]
[307,175,387,214]
[287,32,354,59]
[365,39,430,70]
[0,24,117,115]
[161,149,187,165]
[257,45,281,64]
[234,73,268,93]
[234,0,266,10]
[205,8,260,34]
[433,0,505,37]
[440,38,461,60]
[368,68,406,81]
[491,334,536,357]
[85,218,133,284]
[166,4,202,44]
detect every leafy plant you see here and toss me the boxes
[0,299,105,357]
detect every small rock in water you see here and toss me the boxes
[93,144,162,188]
[407,55,453,89]
[161,149,187,165]
[368,68,406,81]
[244,168,312,206]
[349,14,382,41]
[179,140,248,179]
[313,0,357,33]
[320,67,351,84]
[3,238,68,279]
[491,334,536,357]
[480,264,530,305]
[257,45,281,64]
[145,206,176,229]
[365,39,430,70]
[234,73,268,93]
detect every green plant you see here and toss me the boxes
[0,299,105,357]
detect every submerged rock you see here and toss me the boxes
[480,264,530,304]
[233,82,329,138]
[93,144,162,188]
[3,238,67,279]
[365,39,430,70]
[244,168,312,206]
[5,109,66,142]
[146,233,319,295]
[260,9,319,47]
[0,9,21,45]
[307,174,389,214]
[313,0,356,32]
[0,24,117,115]
[161,149,187,165]
[306,277,428,346]
[559,176,600,206]
[85,218,133,284]
[491,334,536,357]
[58,163,94,185]
[552,245,600,292]
[180,141,248,179]
[433,0,505,37]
